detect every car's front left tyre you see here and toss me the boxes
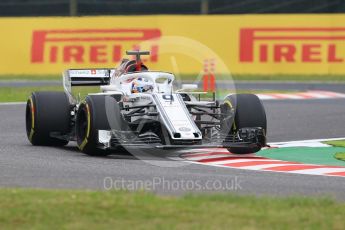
[221,94,267,154]
[26,91,71,146]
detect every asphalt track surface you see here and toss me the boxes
[1,97,345,199]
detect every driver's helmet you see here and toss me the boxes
[131,77,154,93]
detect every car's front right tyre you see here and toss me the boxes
[76,95,122,156]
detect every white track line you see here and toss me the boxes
[184,154,233,161]
[188,160,345,178]
[256,91,345,100]
[204,159,281,166]
[240,163,302,170]
[270,137,345,146]
[179,137,345,178]
[290,168,345,175]
[0,102,26,106]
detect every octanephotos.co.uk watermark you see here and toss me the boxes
[103,176,243,192]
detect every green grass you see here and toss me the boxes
[0,75,61,81]
[1,74,345,82]
[0,189,344,229]
[323,140,345,163]
[0,86,100,102]
[0,86,62,102]
[335,152,345,162]
[0,85,301,102]
[324,140,345,148]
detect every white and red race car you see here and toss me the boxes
[26,51,267,156]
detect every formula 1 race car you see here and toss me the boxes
[25,51,267,156]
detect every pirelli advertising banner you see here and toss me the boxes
[1,15,345,75]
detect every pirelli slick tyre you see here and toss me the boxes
[76,95,121,156]
[222,94,267,154]
[26,92,70,146]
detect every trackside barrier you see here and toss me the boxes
[1,15,345,76]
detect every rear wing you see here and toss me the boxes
[63,68,115,102]
[63,69,115,86]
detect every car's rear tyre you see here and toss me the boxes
[76,95,122,156]
[222,94,267,154]
[26,92,71,146]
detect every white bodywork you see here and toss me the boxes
[63,69,202,141]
